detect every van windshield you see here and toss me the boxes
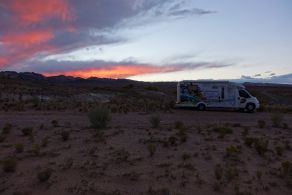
[239,89,251,98]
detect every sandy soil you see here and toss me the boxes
[0,110,292,195]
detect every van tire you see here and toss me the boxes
[245,103,255,113]
[197,104,206,111]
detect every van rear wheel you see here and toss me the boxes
[245,103,255,113]
[197,104,206,111]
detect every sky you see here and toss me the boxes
[0,0,292,83]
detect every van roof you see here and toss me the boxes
[179,80,244,88]
[181,80,230,83]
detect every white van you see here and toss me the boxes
[176,80,260,112]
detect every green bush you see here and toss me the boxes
[2,158,17,172]
[88,105,111,130]
[150,114,161,128]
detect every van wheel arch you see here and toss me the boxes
[245,103,255,113]
[197,103,206,111]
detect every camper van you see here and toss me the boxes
[176,80,260,112]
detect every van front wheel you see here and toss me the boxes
[245,103,255,113]
[197,104,206,111]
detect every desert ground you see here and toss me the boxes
[1,110,292,195]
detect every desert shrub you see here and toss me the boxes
[41,136,49,147]
[212,126,233,138]
[2,158,17,172]
[0,134,6,143]
[182,153,191,160]
[241,127,250,136]
[175,121,185,129]
[214,164,223,180]
[61,130,70,141]
[254,138,269,156]
[15,143,24,153]
[271,113,284,127]
[257,120,266,128]
[244,137,256,147]
[32,144,40,156]
[281,161,292,187]
[150,114,160,128]
[225,145,241,161]
[22,127,33,136]
[281,161,292,177]
[283,123,289,129]
[147,144,156,157]
[2,123,12,134]
[37,168,52,182]
[284,141,291,151]
[232,123,241,127]
[88,105,111,130]
[51,120,59,127]
[144,86,159,91]
[122,84,134,90]
[275,145,284,156]
[256,170,262,180]
[213,182,223,192]
[177,128,188,144]
[225,167,239,182]
[168,136,178,146]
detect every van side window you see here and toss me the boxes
[221,87,225,99]
[239,90,250,98]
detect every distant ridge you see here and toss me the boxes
[0,71,292,87]
[0,71,137,85]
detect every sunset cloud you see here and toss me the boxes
[40,60,231,79]
[1,30,54,45]
[8,0,74,24]
[0,0,220,78]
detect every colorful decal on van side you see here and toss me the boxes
[180,83,206,104]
